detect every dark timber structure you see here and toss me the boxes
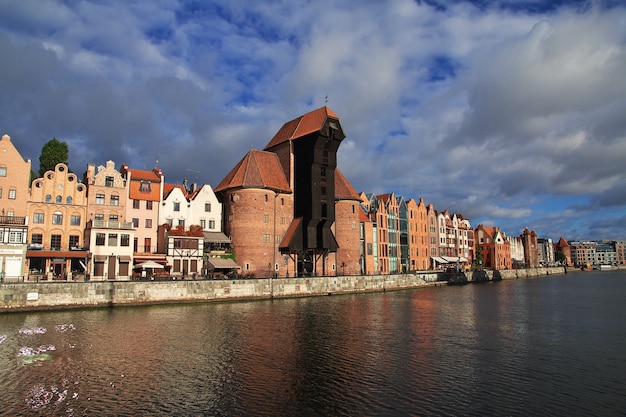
[265,107,345,276]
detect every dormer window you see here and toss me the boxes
[140,181,151,192]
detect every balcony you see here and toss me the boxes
[0,216,26,225]
[92,220,134,230]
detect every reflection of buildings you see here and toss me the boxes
[0,134,30,279]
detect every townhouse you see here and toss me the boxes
[0,134,30,280]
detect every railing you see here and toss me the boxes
[27,244,88,252]
[92,220,134,229]
[0,216,26,225]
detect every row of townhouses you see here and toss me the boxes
[2,107,623,281]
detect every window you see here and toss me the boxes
[200,219,206,228]
[0,167,6,176]
[146,201,153,210]
[8,189,16,199]
[56,195,62,203]
[145,218,152,228]
[31,234,43,245]
[144,238,151,252]
[0,188,2,198]
[94,213,104,220]
[109,214,118,221]
[263,233,270,243]
[110,195,119,206]
[69,235,79,249]
[52,212,63,225]
[108,234,118,246]
[209,220,215,229]
[167,218,173,227]
[132,218,139,228]
[45,194,52,203]
[66,196,72,204]
[132,200,140,209]
[70,215,81,226]
[264,214,269,223]
[50,234,62,250]
[178,219,185,227]
[105,176,114,187]
[96,194,105,205]
[33,212,45,223]
[173,202,180,212]
[9,231,23,243]
[205,203,211,212]
[121,234,130,247]
[140,181,151,192]
[96,233,105,246]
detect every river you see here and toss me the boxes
[1,270,625,416]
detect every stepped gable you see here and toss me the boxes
[264,106,340,150]
[214,149,291,194]
[334,168,360,201]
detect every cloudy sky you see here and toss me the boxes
[1,0,625,242]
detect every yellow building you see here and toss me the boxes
[27,163,89,280]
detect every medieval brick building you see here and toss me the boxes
[215,106,360,278]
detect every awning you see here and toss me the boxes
[93,255,107,262]
[118,256,132,262]
[207,258,241,270]
[203,231,231,243]
[441,256,468,263]
[431,256,448,264]
[27,250,89,259]
[135,260,165,269]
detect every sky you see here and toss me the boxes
[0,0,625,243]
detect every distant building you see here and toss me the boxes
[537,238,554,266]
[521,228,539,268]
[554,237,572,266]
[475,225,511,270]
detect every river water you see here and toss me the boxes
[1,270,625,416]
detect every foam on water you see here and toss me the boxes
[19,327,47,335]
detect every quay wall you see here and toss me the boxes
[0,267,565,313]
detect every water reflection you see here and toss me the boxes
[1,271,626,416]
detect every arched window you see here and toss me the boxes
[45,194,52,203]
[56,195,62,204]
[66,196,73,204]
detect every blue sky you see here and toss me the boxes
[0,0,625,242]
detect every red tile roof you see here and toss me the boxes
[214,149,291,194]
[334,169,360,200]
[264,106,339,150]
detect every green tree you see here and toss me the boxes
[38,137,70,176]
[473,248,484,270]
[555,251,567,265]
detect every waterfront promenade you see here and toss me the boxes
[1,267,566,313]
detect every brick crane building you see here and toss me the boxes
[215,106,360,278]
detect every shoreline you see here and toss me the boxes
[0,266,571,313]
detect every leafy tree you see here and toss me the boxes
[555,251,567,265]
[38,137,70,176]
[473,248,484,270]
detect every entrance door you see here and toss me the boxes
[108,256,116,280]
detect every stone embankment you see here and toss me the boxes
[0,267,566,313]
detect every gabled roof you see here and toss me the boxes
[124,166,162,201]
[163,183,187,200]
[334,169,360,201]
[264,106,339,150]
[214,149,291,194]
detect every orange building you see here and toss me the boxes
[26,163,89,279]
[475,224,512,270]
[0,134,31,280]
[407,197,429,271]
